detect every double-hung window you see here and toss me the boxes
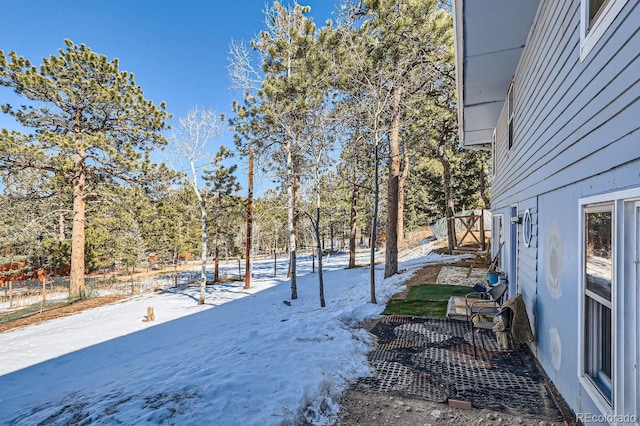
[583,204,614,404]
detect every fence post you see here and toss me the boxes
[479,209,486,251]
[41,276,47,314]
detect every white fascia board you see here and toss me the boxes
[453,0,466,146]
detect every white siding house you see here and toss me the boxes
[453,0,639,424]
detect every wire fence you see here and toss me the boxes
[0,269,205,317]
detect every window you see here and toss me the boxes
[580,0,629,60]
[493,214,504,272]
[580,188,640,418]
[588,0,609,28]
[492,129,496,176]
[522,209,533,248]
[507,81,514,150]
[583,204,613,404]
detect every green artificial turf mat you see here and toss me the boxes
[406,284,472,301]
[383,284,474,318]
[383,300,449,317]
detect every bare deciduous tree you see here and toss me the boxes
[168,107,224,305]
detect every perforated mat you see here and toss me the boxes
[357,316,564,421]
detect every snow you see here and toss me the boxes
[0,241,460,425]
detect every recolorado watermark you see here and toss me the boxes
[576,412,638,423]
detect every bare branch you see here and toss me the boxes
[227,39,263,92]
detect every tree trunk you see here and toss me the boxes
[198,197,207,304]
[398,141,410,246]
[69,150,86,299]
[311,245,315,273]
[173,262,178,286]
[315,199,325,308]
[370,134,380,304]
[286,138,297,299]
[439,142,456,253]
[244,143,253,289]
[185,155,208,305]
[294,162,301,254]
[348,162,359,269]
[273,223,278,277]
[329,223,334,253]
[478,160,491,209]
[384,85,402,278]
[214,243,219,282]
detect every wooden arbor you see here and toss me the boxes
[448,210,487,252]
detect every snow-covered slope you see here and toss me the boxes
[0,248,461,425]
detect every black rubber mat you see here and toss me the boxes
[357,316,564,421]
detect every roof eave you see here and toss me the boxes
[454,0,540,148]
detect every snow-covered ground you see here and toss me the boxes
[0,241,461,425]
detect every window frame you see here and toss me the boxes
[493,214,504,273]
[507,81,514,150]
[491,128,497,177]
[522,209,533,248]
[582,203,614,405]
[579,0,629,61]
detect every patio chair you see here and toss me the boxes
[470,294,534,358]
[464,281,508,321]
[471,305,514,358]
[444,256,507,322]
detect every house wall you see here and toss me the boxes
[514,197,537,336]
[490,0,639,422]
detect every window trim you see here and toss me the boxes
[493,214,504,273]
[507,81,514,150]
[580,0,629,61]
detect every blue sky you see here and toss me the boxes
[0,0,339,193]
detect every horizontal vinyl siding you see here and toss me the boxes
[514,0,576,157]
[492,0,573,204]
[515,201,538,337]
[493,104,509,176]
[492,0,640,207]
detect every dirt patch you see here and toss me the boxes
[338,387,568,425]
[392,264,443,300]
[407,264,443,286]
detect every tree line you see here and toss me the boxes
[0,0,490,306]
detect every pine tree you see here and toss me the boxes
[0,40,169,299]
[344,0,453,277]
[203,146,242,282]
[248,1,329,300]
